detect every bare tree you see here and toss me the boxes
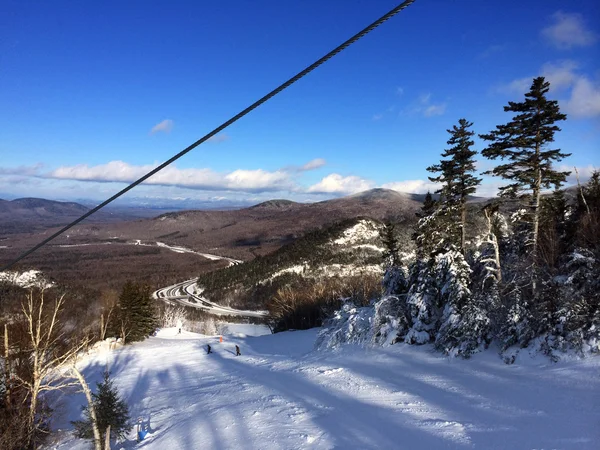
[70,364,102,450]
[15,289,90,447]
[481,205,503,283]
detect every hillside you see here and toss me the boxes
[0,189,421,290]
[51,327,600,450]
[0,197,172,235]
[48,188,421,259]
[196,217,391,311]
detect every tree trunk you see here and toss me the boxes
[4,324,9,407]
[532,139,542,294]
[460,202,467,254]
[483,207,502,283]
[104,425,111,450]
[71,365,103,450]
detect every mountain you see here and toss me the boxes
[0,197,184,236]
[0,189,421,290]
[38,188,421,260]
[0,198,91,234]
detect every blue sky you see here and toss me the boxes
[1,0,599,206]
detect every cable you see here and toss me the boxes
[1,0,417,271]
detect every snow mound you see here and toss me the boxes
[0,269,53,288]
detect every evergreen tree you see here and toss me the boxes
[381,221,401,267]
[434,250,490,358]
[538,187,569,268]
[480,77,570,267]
[114,282,157,343]
[427,119,482,253]
[413,192,443,258]
[72,371,131,443]
[417,191,436,219]
[404,259,440,344]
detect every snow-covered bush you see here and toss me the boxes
[315,296,410,350]
[315,301,373,350]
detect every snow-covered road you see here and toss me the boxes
[153,279,267,318]
[54,329,600,449]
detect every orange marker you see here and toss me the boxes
[219,336,223,343]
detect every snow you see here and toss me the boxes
[51,327,600,449]
[269,264,306,279]
[156,241,242,265]
[351,244,384,252]
[333,219,380,245]
[0,269,52,288]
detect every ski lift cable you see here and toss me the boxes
[1,0,417,272]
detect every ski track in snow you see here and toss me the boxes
[51,328,600,450]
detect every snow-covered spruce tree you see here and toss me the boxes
[427,118,481,254]
[413,191,437,258]
[434,250,490,358]
[404,257,439,345]
[480,76,570,283]
[72,371,131,444]
[552,249,600,355]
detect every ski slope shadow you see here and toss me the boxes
[207,348,463,449]
[321,346,600,449]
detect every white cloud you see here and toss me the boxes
[424,104,446,117]
[308,173,374,195]
[497,77,532,95]
[382,180,440,194]
[299,158,326,171]
[408,92,446,118]
[564,76,600,118]
[479,44,506,59]
[395,86,404,96]
[0,163,44,176]
[500,61,600,118]
[372,113,383,121]
[47,160,293,193]
[558,164,598,185]
[542,11,597,49]
[543,61,600,118]
[150,119,174,135]
[541,60,579,90]
[207,133,229,143]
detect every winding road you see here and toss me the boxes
[153,279,267,318]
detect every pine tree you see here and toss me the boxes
[404,258,439,344]
[414,192,442,258]
[381,221,401,267]
[538,187,569,268]
[114,282,157,343]
[417,191,436,219]
[72,371,131,443]
[480,77,570,268]
[427,119,482,253]
[434,250,490,358]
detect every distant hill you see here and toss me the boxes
[0,198,91,235]
[0,197,175,236]
[31,188,421,261]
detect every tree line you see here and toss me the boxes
[379,76,599,360]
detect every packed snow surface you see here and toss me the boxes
[53,328,600,449]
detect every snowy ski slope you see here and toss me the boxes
[52,328,600,449]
